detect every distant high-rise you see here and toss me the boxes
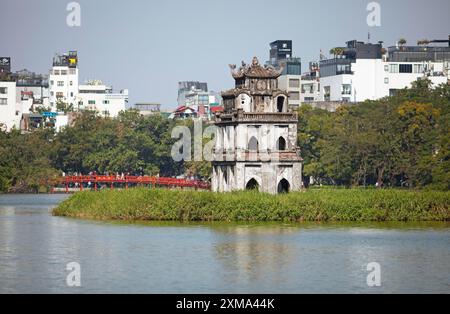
[269,40,292,66]
[0,57,11,75]
[177,81,208,106]
[48,51,79,110]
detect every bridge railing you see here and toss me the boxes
[55,175,211,191]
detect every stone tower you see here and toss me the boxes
[211,57,302,194]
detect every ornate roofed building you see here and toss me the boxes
[212,57,302,194]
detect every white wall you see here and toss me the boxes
[319,59,449,103]
[278,75,302,108]
[78,85,128,117]
[49,66,79,110]
[0,81,18,131]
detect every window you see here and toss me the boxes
[389,64,399,73]
[50,91,54,96]
[384,65,389,72]
[53,70,60,75]
[337,64,351,74]
[70,92,73,97]
[56,92,64,98]
[0,98,7,105]
[69,68,76,75]
[61,70,67,75]
[70,81,73,86]
[57,81,64,87]
[276,137,286,151]
[277,96,285,112]
[413,64,424,73]
[103,100,110,104]
[324,86,330,101]
[301,84,314,93]
[304,97,314,102]
[399,64,413,73]
[342,84,351,95]
[88,100,95,105]
[0,87,7,94]
[288,91,299,101]
[289,79,300,88]
[384,77,389,84]
[248,136,258,151]
[50,80,54,85]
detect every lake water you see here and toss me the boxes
[0,194,449,293]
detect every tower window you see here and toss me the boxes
[248,136,258,151]
[277,137,286,151]
[277,97,284,112]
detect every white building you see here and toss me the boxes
[299,62,321,104]
[48,51,79,111]
[0,80,18,131]
[48,51,128,119]
[78,81,128,117]
[317,40,450,104]
[278,74,302,108]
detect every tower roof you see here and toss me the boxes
[229,57,283,79]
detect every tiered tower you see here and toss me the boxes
[212,57,302,194]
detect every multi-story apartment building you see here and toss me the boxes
[0,77,18,131]
[48,51,79,110]
[317,38,450,103]
[175,81,221,119]
[300,62,321,103]
[177,81,208,107]
[0,57,19,131]
[13,69,50,114]
[78,80,129,117]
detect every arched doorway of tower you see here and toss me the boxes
[276,136,286,151]
[246,178,259,191]
[277,178,290,194]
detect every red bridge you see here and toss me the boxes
[52,175,211,193]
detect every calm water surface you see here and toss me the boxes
[0,194,449,293]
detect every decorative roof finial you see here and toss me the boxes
[252,56,259,66]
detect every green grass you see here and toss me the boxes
[53,188,450,222]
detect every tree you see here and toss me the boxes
[56,99,74,114]
[329,47,344,57]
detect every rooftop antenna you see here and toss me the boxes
[368,32,371,43]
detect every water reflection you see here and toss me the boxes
[212,225,298,287]
[0,195,449,293]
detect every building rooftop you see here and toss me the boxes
[52,51,78,67]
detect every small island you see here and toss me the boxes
[53,188,449,222]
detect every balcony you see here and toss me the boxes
[216,111,298,124]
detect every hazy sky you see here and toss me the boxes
[1,0,449,109]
